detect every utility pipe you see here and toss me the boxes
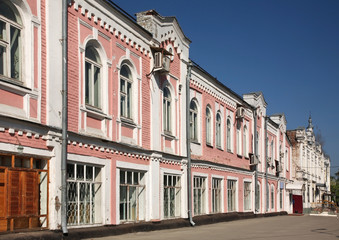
[61,0,68,235]
[186,61,195,226]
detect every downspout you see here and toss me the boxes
[61,0,68,235]
[186,61,195,226]
[264,117,268,213]
[253,108,258,212]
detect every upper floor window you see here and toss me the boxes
[163,87,171,133]
[0,1,22,81]
[205,106,212,145]
[271,141,274,160]
[226,118,232,151]
[190,100,198,142]
[243,126,248,157]
[85,45,101,108]
[216,112,222,148]
[236,120,242,155]
[120,64,132,119]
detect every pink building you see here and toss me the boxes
[0,0,294,233]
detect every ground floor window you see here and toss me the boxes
[244,182,251,211]
[163,174,181,218]
[227,180,237,212]
[280,188,283,209]
[256,181,261,212]
[193,177,206,215]
[119,170,145,222]
[212,178,222,213]
[271,185,275,210]
[67,163,102,225]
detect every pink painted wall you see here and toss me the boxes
[0,89,23,108]
[87,116,101,129]
[30,98,38,118]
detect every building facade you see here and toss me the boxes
[287,117,331,213]
[0,0,328,232]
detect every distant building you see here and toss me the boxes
[287,117,331,213]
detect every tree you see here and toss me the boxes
[330,173,339,206]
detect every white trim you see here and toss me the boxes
[0,141,52,157]
[116,160,149,171]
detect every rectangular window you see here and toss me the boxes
[280,189,283,209]
[193,177,206,215]
[227,180,236,212]
[119,170,145,222]
[212,178,222,213]
[120,79,132,119]
[67,163,102,225]
[244,182,251,211]
[163,174,181,218]
[271,187,274,210]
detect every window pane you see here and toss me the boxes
[0,3,17,22]
[0,45,5,76]
[77,164,84,180]
[127,82,132,118]
[85,62,91,104]
[120,171,125,184]
[10,26,20,79]
[86,166,93,181]
[0,155,11,167]
[94,66,100,107]
[67,163,75,180]
[0,20,5,41]
[120,185,127,220]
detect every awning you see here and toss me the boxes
[286,182,303,190]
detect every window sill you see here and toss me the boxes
[190,140,200,145]
[227,149,233,154]
[216,146,223,151]
[81,105,111,120]
[206,143,213,148]
[237,154,243,158]
[0,76,37,96]
[120,117,137,128]
[162,132,176,140]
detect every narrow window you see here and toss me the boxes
[243,126,248,157]
[244,182,251,211]
[85,46,101,108]
[216,112,221,148]
[227,180,236,212]
[120,65,132,119]
[119,170,145,222]
[163,87,171,133]
[163,174,181,218]
[193,177,206,215]
[190,100,198,142]
[226,118,231,151]
[236,120,242,155]
[271,185,274,210]
[0,2,22,80]
[206,107,212,145]
[212,178,222,213]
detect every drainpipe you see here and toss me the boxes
[264,117,268,213]
[253,108,258,212]
[61,0,68,235]
[186,61,195,226]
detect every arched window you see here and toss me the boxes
[243,126,248,157]
[85,45,101,108]
[206,106,212,145]
[120,64,132,119]
[0,1,22,80]
[215,112,221,148]
[256,131,259,157]
[189,100,198,142]
[163,87,171,133]
[236,120,242,155]
[271,140,274,160]
[226,118,231,151]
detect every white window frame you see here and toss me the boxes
[211,177,222,213]
[85,45,102,109]
[215,112,222,149]
[163,86,172,134]
[120,63,133,120]
[243,180,252,211]
[227,177,238,212]
[236,120,242,156]
[193,174,208,215]
[226,117,232,152]
[271,185,275,210]
[190,99,199,142]
[243,125,248,158]
[206,106,212,146]
[163,173,181,219]
[0,2,22,81]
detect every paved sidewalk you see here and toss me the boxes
[87,215,339,240]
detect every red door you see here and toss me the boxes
[293,195,303,214]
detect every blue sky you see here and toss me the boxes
[113,0,339,175]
